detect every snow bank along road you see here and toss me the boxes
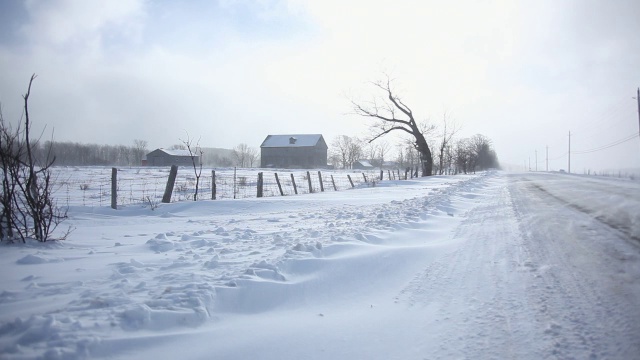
[1,171,639,359]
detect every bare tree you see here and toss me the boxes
[0,74,68,242]
[455,138,473,174]
[180,133,203,201]
[352,76,435,176]
[331,135,363,169]
[469,134,499,171]
[376,141,391,167]
[133,139,148,166]
[437,112,460,175]
[232,143,258,168]
[246,147,259,167]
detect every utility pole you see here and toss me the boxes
[637,88,640,136]
[568,131,571,174]
[546,146,549,172]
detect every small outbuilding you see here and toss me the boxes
[145,148,200,167]
[352,159,375,170]
[260,134,328,169]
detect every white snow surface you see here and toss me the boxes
[1,171,640,359]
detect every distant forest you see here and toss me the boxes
[35,141,235,167]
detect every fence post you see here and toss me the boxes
[162,165,178,203]
[211,170,216,200]
[307,171,313,193]
[347,174,354,188]
[275,173,284,196]
[257,172,264,198]
[362,172,367,182]
[290,173,298,195]
[318,171,324,192]
[380,170,383,181]
[111,167,117,209]
[331,175,337,191]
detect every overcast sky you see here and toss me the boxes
[1,0,639,172]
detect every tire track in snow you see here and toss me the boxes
[396,175,547,359]
[510,175,640,359]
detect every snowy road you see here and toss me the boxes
[1,171,639,359]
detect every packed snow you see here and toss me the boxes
[1,170,639,359]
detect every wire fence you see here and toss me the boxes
[52,166,413,208]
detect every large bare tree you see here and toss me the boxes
[352,77,435,176]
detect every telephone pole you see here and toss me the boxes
[546,146,549,172]
[637,88,640,136]
[568,131,571,174]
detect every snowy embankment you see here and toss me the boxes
[1,171,639,359]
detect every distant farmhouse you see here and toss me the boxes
[144,148,200,166]
[352,159,375,170]
[260,134,328,169]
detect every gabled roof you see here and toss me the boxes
[260,134,326,148]
[149,148,197,157]
[354,159,374,167]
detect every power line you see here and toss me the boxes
[572,132,640,155]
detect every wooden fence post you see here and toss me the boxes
[257,172,264,198]
[211,170,216,200]
[290,173,298,195]
[318,171,324,192]
[362,172,367,182]
[111,167,117,209]
[162,165,178,203]
[380,170,383,181]
[331,175,337,191]
[307,171,313,193]
[275,173,284,196]
[347,174,354,188]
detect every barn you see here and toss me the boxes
[260,134,328,169]
[145,148,200,167]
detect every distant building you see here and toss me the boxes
[145,148,200,167]
[352,159,375,170]
[260,134,328,168]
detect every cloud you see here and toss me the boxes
[0,0,639,171]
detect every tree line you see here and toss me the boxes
[26,140,261,168]
[329,133,499,174]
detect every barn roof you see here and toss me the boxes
[354,159,374,167]
[260,134,326,148]
[152,148,196,157]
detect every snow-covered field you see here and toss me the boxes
[1,170,639,359]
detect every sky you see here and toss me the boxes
[0,0,639,172]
